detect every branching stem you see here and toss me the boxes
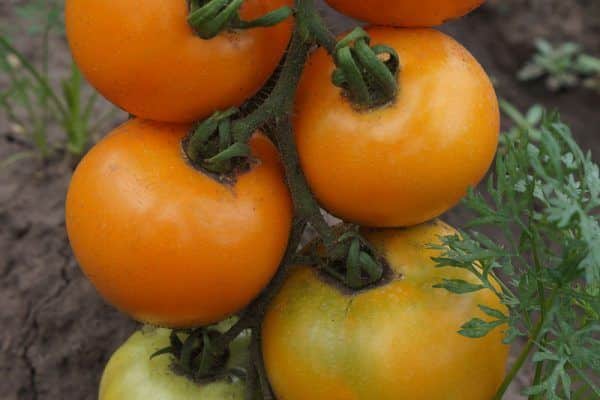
[230,0,341,254]
[182,0,386,391]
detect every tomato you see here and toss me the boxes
[325,0,484,27]
[262,220,508,400]
[294,28,499,227]
[100,327,250,400]
[65,0,293,123]
[65,118,293,327]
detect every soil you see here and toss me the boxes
[1,1,598,399]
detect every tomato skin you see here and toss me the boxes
[294,28,499,227]
[325,0,484,27]
[66,119,293,328]
[65,0,293,123]
[100,327,249,400]
[262,220,508,400]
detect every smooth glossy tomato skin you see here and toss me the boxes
[294,28,499,227]
[262,220,508,400]
[65,0,293,122]
[325,0,484,27]
[100,327,250,400]
[66,119,293,327]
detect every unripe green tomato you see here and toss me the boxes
[99,327,250,400]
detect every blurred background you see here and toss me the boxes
[0,0,598,399]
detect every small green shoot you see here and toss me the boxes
[519,39,600,93]
[0,0,117,166]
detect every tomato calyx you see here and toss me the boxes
[332,27,401,109]
[188,0,294,40]
[151,328,246,383]
[184,108,256,181]
[306,227,390,291]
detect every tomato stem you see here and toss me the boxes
[237,1,386,285]
[185,0,342,165]
[230,30,313,143]
[181,4,390,393]
[232,6,294,30]
[250,329,275,399]
[272,116,338,249]
[186,218,307,393]
[244,350,259,400]
[295,0,337,54]
[228,0,338,143]
[332,27,401,109]
[273,110,386,290]
[188,0,293,39]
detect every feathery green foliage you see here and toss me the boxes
[433,105,599,398]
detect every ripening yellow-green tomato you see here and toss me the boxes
[262,220,509,400]
[100,327,251,400]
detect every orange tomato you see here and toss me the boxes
[262,220,509,400]
[325,0,484,27]
[65,119,293,327]
[65,0,293,123]
[294,28,499,227]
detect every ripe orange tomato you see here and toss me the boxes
[294,28,499,227]
[65,0,293,123]
[325,0,484,27]
[262,220,509,400]
[66,119,293,328]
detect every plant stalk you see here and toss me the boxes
[529,231,547,399]
[493,319,543,400]
[229,0,337,143]
[202,2,346,384]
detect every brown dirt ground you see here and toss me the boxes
[0,1,598,399]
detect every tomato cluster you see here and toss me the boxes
[64,0,507,399]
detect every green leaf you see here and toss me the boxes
[433,279,485,294]
[458,318,504,339]
[149,346,175,360]
[526,105,544,125]
[0,151,37,169]
[478,305,508,320]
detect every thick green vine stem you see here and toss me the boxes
[186,2,388,283]
[173,1,392,394]
[332,27,401,109]
[294,0,337,53]
[188,0,293,39]
[273,116,385,289]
